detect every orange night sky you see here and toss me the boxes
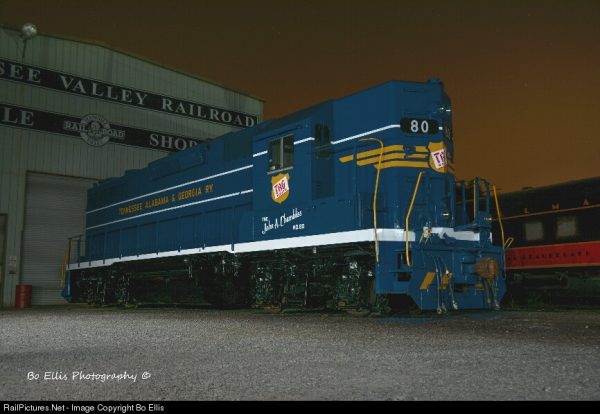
[1,0,599,193]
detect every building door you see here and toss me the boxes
[21,173,95,305]
[0,215,6,305]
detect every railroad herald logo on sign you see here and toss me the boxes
[271,173,290,203]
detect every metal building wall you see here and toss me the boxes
[0,127,167,306]
[0,26,263,306]
[1,27,263,144]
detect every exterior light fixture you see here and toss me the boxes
[21,23,38,39]
[20,23,38,59]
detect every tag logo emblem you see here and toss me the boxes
[431,148,447,169]
[271,173,290,203]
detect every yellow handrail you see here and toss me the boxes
[60,238,74,289]
[492,184,506,248]
[359,137,384,263]
[473,178,477,221]
[60,249,68,289]
[406,171,423,267]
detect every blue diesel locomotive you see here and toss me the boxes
[64,79,506,312]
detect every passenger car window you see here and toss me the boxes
[524,221,544,241]
[556,215,577,239]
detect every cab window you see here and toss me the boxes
[315,123,332,160]
[315,124,331,147]
[268,135,294,172]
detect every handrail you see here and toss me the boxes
[60,246,69,289]
[492,184,506,248]
[406,171,423,267]
[473,178,478,221]
[359,137,384,263]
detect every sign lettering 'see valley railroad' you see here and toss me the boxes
[0,58,258,128]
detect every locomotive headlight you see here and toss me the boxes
[442,209,451,220]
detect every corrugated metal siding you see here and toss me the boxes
[22,173,95,305]
[0,216,5,284]
[0,26,263,306]
[0,128,167,307]
[1,26,263,139]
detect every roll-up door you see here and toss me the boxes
[22,173,95,305]
[0,215,5,301]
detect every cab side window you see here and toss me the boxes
[315,123,332,160]
[315,124,331,147]
[269,135,294,172]
[312,123,335,199]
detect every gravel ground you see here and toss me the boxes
[1,306,599,400]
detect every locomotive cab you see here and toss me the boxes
[251,118,313,239]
